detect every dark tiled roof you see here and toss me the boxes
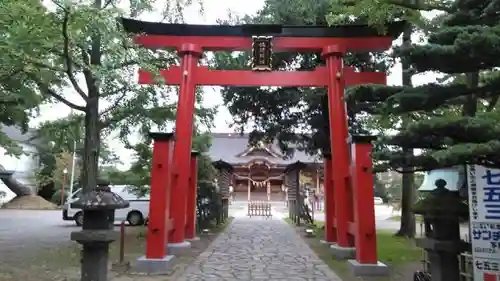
[209,133,320,165]
[0,125,38,145]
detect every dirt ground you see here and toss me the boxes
[291,222,424,281]
[0,219,231,281]
[2,195,57,210]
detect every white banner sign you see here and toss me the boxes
[468,165,500,281]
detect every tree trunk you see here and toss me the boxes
[81,100,100,191]
[395,153,416,237]
[373,174,387,201]
[80,0,102,191]
[0,164,33,196]
[462,73,478,117]
[395,25,416,238]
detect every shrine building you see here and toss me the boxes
[209,133,323,201]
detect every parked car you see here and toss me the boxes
[62,185,150,226]
[374,197,384,205]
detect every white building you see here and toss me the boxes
[0,126,39,203]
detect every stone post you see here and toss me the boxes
[70,180,129,281]
[247,178,251,201]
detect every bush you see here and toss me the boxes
[51,189,69,205]
[196,181,223,229]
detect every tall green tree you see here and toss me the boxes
[0,0,209,195]
[346,0,500,240]
[35,114,121,199]
[0,0,44,156]
[348,0,500,172]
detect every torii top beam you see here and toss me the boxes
[120,18,407,52]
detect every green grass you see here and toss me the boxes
[389,215,469,227]
[375,230,422,265]
[211,217,234,232]
[285,218,422,280]
[313,221,421,265]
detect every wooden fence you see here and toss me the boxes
[247,200,272,218]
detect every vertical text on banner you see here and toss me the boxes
[468,165,500,281]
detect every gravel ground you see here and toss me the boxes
[0,209,231,281]
[0,201,470,281]
[0,209,76,261]
[0,203,470,262]
[0,203,249,263]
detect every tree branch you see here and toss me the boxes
[27,59,65,73]
[486,96,499,112]
[99,88,128,117]
[78,44,91,66]
[60,6,88,102]
[27,73,86,111]
[103,0,113,9]
[385,0,453,12]
[0,69,22,82]
[117,57,174,70]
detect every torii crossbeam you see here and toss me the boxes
[139,66,386,87]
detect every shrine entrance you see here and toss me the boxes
[121,18,405,276]
[236,159,281,201]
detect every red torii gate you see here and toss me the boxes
[122,18,404,275]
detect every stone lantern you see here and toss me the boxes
[70,180,129,281]
[413,170,469,281]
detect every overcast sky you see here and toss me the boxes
[30,0,439,169]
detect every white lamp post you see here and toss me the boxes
[61,168,68,205]
[68,140,77,198]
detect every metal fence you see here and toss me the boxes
[248,200,272,218]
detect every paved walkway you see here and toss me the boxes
[177,217,342,281]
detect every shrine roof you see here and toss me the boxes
[120,18,406,39]
[209,133,319,165]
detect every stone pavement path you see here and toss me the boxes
[177,217,343,281]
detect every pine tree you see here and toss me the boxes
[349,0,500,171]
[214,0,387,157]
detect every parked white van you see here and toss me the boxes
[62,185,150,226]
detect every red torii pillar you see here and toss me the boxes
[322,154,336,244]
[136,132,175,273]
[322,46,388,277]
[167,44,203,248]
[185,150,200,241]
[323,45,357,259]
[347,136,388,276]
